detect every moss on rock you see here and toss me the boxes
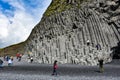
[44,0,88,16]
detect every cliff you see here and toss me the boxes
[25,0,120,65]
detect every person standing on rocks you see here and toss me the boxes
[96,43,101,50]
[98,59,104,73]
[52,60,58,76]
[87,40,90,46]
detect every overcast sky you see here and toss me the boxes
[0,0,51,48]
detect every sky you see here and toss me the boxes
[0,0,51,48]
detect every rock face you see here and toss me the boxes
[25,0,120,65]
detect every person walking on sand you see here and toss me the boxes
[10,56,14,61]
[98,59,104,73]
[52,60,58,76]
[8,58,13,66]
[16,53,20,59]
[18,54,22,62]
[30,57,33,63]
[0,59,3,68]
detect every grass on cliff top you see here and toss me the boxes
[0,42,25,57]
[44,0,88,16]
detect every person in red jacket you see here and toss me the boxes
[52,60,58,75]
[16,53,20,59]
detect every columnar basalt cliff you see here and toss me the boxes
[25,0,120,65]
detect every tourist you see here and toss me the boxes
[98,59,104,73]
[18,54,22,62]
[8,58,13,66]
[30,57,33,63]
[0,59,3,68]
[3,56,6,61]
[87,40,90,46]
[18,56,21,61]
[10,56,14,61]
[6,56,10,61]
[16,53,20,59]
[52,60,58,76]
[96,43,101,50]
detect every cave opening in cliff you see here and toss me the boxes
[111,42,120,59]
[72,23,78,29]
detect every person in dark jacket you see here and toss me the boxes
[0,59,3,68]
[30,57,33,63]
[96,43,101,50]
[52,60,58,75]
[87,40,90,46]
[98,59,104,73]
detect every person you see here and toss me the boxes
[52,60,58,76]
[0,59,3,68]
[98,59,104,73]
[18,54,22,62]
[3,56,6,61]
[96,43,101,50]
[10,56,14,61]
[6,56,10,61]
[87,40,90,46]
[30,57,33,63]
[16,53,20,59]
[18,56,21,61]
[8,58,13,66]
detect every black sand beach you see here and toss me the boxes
[0,58,120,80]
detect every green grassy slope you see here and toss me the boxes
[0,42,25,57]
[44,0,88,16]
